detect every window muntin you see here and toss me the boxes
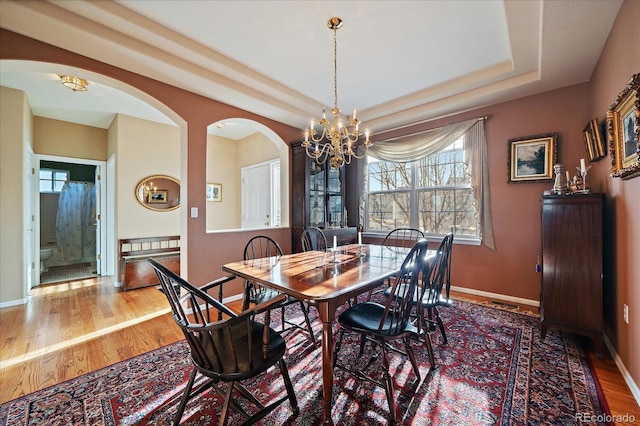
[366,137,479,239]
[39,169,69,193]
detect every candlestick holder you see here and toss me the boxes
[357,244,366,257]
[576,165,592,193]
[329,247,340,263]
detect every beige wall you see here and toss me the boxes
[33,117,107,161]
[206,131,281,231]
[0,87,32,304]
[237,132,280,168]
[206,134,240,230]
[111,114,180,239]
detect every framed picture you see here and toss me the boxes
[206,183,222,202]
[607,73,640,180]
[148,190,168,204]
[583,118,606,162]
[508,133,557,183]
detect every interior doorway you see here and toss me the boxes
[34,155,107,286]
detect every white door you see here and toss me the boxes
[242,160,278,228]
[94,166,103,275]
[25,145,36,291]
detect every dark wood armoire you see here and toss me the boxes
[540,193,604,356]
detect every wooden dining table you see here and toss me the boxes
[221,243,427,425]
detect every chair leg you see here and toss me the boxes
[423,328,436,367]
[433,307,447,344]
[380,344,397,422]
[298,301,318,347]
[173,368,197,425]
[279,359,300,415]
[219,382,235,426]
[403,336,421,382]
[332,329,345,369]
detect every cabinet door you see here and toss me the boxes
[309,161,326,226]
[541,195,603,337]
[326,166,344,227]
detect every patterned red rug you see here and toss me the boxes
[1,299,611,425]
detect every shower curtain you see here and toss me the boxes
[56,182,96,261]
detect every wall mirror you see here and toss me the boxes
[206,118,290,231]
[135,175,180,212]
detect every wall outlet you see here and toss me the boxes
[623,304,629,324]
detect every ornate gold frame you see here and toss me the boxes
[508,133,557,183]
[607,73,640,180]
[583,118,606,162]
[134,175,180,212]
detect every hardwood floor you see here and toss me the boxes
[1,277,638,423]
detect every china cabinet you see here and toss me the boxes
[291,142,356,252]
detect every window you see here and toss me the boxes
[366,136,479,239]
[39,169,69,193]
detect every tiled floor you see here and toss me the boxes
[39,263,97,285]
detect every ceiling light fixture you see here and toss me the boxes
[302,17,371,168]
[60,75,88,92]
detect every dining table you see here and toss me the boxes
[221,243,432,425]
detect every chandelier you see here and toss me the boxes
[142,181,157,199]
[59,75,88,92]
[302,17,371,168]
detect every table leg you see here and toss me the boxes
[317,302,336,426]
[321,320,334,425]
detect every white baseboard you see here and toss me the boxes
[451,285,540,308]
[222,293,244,305]
[0,298,27,308]
[603,333,640,406]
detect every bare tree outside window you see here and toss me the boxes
[366,137,479,238]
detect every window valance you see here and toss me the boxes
[368,117,483,162]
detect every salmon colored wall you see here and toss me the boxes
[371,83,591,304]
[587,0,640,396]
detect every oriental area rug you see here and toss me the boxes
[0,299,611,425]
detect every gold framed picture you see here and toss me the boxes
[206,183,222,202]
[583,118,606,162]
[607,73,639,180]
[508,133,557,183]
[147,190,168,204]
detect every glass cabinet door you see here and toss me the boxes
[306,159,345,228]
[326,166,344,227]
[309,161,326,226]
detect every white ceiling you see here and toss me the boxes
[0,0,623,139]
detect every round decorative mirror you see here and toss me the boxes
[135,175,180,212]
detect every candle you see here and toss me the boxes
[358,232,362,245]
[333,236,337,250]
[580,158,587,173]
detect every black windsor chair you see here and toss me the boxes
[148,258,299,426]
[332,239,435,422]
[242,235,318,347]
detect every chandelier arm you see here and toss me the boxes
[304,142,331,164]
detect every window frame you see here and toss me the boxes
[39,168,69,193]
[364,138,480,244]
